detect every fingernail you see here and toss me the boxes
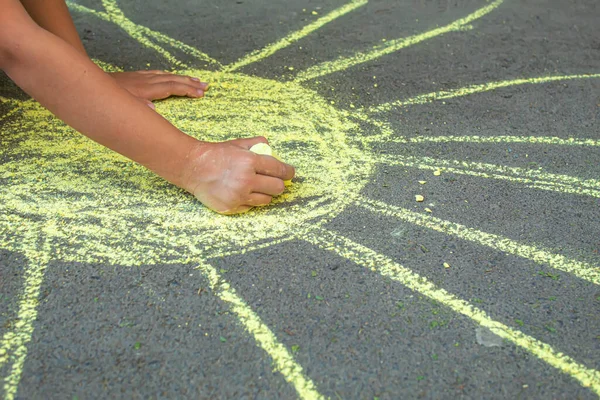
[199,82,209,89]
[191,77,200,81]
[196,89,204,97]
[147,102,155,110]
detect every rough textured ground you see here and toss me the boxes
[1,0,599,399]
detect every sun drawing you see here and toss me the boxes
[1,0,599,399]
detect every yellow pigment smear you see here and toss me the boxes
[295,0,504,82]
[370,73,600,114]
[304,227,600,395]
[225,0,368,72]
[0,71,370,254]
[378,154,600,198]
[0,226,51,400]
[374,135,600,147]
[193,258,324,400]
[359,198,600,285]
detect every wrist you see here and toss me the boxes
[170,138,209,193]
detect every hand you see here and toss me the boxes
[183,137,295,214]
[109,70,208,108]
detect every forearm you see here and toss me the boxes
[1,15,199,188]
[20,0,87,54]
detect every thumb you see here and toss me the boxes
[143,99,156,110]
[133,95,155,110]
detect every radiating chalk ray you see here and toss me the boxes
[358,198,600,285]
[193,255,324,400]
[101,0,222,68]
[369,135,600,147]
[303,226,600,395]
[67,1,221,68]
[0,226,50,400]
[377,154,600,198]
[294,0,504,82]
[0,97,18,106]
[92,59,123,72]
[369,73,600,114]
[225,0,368,72]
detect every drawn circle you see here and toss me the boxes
[0,71,371,250]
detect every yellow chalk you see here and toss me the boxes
[249,142,273,156]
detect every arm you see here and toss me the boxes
[0,0,294,214]
[19,0,209,104]
[20,0,87,54]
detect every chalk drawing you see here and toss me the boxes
[1,0,599,398]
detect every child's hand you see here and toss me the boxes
[109,70,208,108]
[183,137,295,215]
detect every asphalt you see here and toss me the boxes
[1,0,600,399]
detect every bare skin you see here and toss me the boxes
[0,0,294,214]
[19,0,209,109]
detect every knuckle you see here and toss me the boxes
[278,163,289,178]
[274,180,285,194]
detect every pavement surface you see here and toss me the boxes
[1,0,600,399]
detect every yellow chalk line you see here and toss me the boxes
[294,0,504,82]
[100,0,221,67]
[0,97,18,106]
[358,197,600,285]
[0,225,50,400]
[68,1,221,68]
[378,154,600,198]
[369,73,600,113]
[67,1,184,68]
[92,59,123,72]
[304,226,600,395]
[367,134,600,147]
[192,255,324,400]
[224,0,368,72]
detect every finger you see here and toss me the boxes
[246,193,273,207]
[255,156,295,182]
[146,81,205,100]
[151,74,209,90]
[252,175,285,196]
[137,69,172,75]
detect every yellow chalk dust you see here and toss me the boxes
[0,70,371,251]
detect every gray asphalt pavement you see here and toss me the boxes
[1,0,599,399]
